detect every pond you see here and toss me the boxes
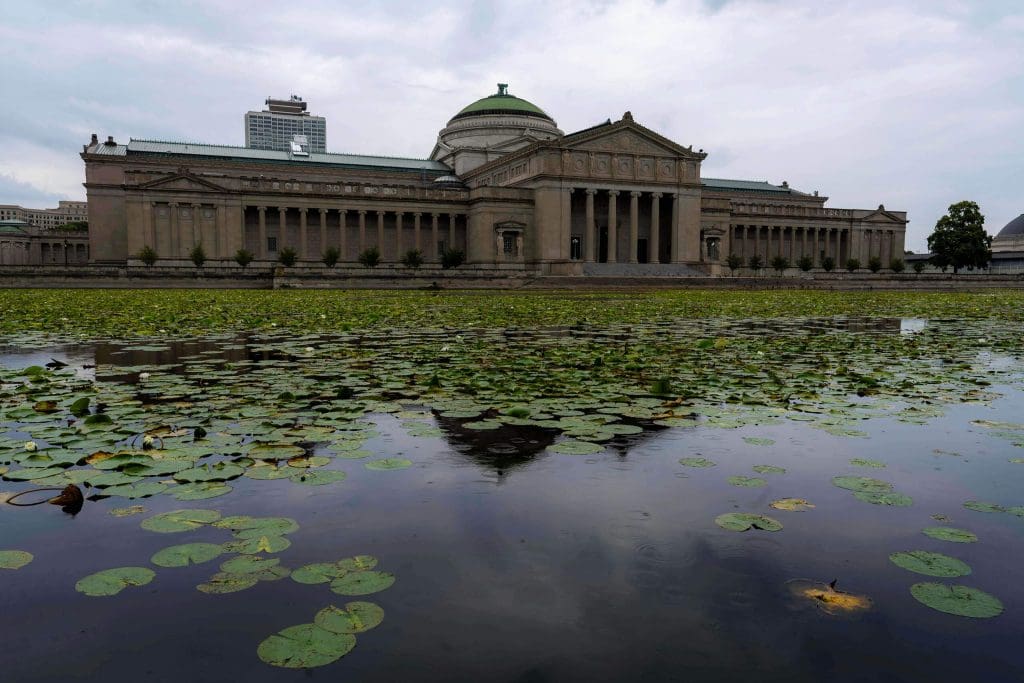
[1,291,1023,682]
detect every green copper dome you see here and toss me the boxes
[450,84,554,123]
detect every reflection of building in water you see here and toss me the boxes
[81,84,907,273]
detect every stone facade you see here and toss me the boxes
[0,201,89,230]
[80,88,906,272]
[0,220,90,265]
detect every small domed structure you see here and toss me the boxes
[996,214,1024,238]
[993,213,1024,254]
[430,83,562,176]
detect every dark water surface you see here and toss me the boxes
[2,324,1024,683]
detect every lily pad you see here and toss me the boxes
[171,482,233,500]
[832,476,893,493]
[909,583,1003,618]
[752,465,786,475]
[220,555,281,574]
[290,469,347,486]
[547,440,605,455]
[330,570,395,596]
[770,498,815,511]
[714,513,783,532]
[75,566,155,596]
[850,458,886,468]
[337,555,378,571]
[743,437,775,446]
[292,562,347,585]
[728,476,767,488]
[101,482,168,499]
[922,527,977,543]
[364,458,413,471]
[678,457,716,468]
[141,508,221,533]
[315,602,385,634]
[853,491,913,506]
[0,550,33,570]
[963,500,1006,513]
[245,466,293,480]
[223,535,291,555]
[197,572,259,594]
[174,463,245,483]
[109,505,147,517]
[220,517,298,539]
[257,623,356,669]
[151,542,224,568]
[889,551,971,577]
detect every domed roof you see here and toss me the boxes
[997,214,1024,237]
[450,83,553,123]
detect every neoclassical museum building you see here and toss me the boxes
[82,85,907,274]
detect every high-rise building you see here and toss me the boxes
[244,95,326,153]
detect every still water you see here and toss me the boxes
[1,320,1023,682]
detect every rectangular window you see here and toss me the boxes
[503,234,515,255]
[570,235,582,260]
[267,237,278,253]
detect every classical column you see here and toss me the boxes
[319,209,327,258]
[299,208,308,259]
[431,213,440,261]
[413,212,422,251]
[142,201,154,249]
[338,210,347,257]
[257,206,267,259]
[801,227,808,261]
[788,227,796,263]
[607,190,619,263]
[629,191,640,263]
[168,202,179,258]
[834,228,842,263]
[650,193,661,264]
[753,225,760,261]
[214,204,224,257]
[278,207,287,253]
[448,213,456,249]
[812,228,820,265]
[584,189,596,263]
[376,211,385,253]
[669,194,680,263]
[358,210,367,253]
[395,212,404,257]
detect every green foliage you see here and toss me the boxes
[928,200,991,273]
[868,256,882,273]
[58,220,89,232]
[796,255,813,272]
[401,249,423,269]
[0,550,33,570]
[821,256,836,272]
[912,260,926,274]
[189,243,206,268]
[278,247,298,267]
[322,246,340,268]
[770,256,789,274]
[234,249,253,268]
[726,253,743,273]
[715,513,782,532]
[910,583,1003,618]
[138,245,158,266]
[441,248,465,269]
[890,258,905,273]
[845,258,861,272]
[358,247,381,268]
[747,254,763,271]
[75,567,155,596]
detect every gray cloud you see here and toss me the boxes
[1,0,1021,248]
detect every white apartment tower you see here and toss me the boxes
[244,95,326,153]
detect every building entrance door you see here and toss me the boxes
[598,226,608,263]
[637,239,648,264]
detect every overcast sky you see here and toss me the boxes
[1,0,1021,250]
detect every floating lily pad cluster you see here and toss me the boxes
[257,601,386,669]
[832,476,913,507]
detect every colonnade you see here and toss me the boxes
[572,188,686,264]
[731,225,900,266]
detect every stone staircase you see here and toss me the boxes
[581,262,708,277]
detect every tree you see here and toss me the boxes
[234,249,253,268]
[845,258,861,272]
[770,256,789,274]
[867,256,882,273]
[401,249,423,269]
[322,246,340,268]
[726,253,743,274]
[821,256,836,272]
[358,247,381,268]
[796,256,813,272]
[747,254,763,272]
[890,258,905,273]
[912,260,926,274]
[138,246,157,266]
[189,243,206,268]
[278,247,298,267]
[927,201,991,274]
[441,248,465,269]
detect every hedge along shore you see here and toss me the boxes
[0,264,1022,291]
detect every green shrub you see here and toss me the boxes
[770,256,789,274]
[890,258,905,273]
[821,256,836,272]
[796,256,813,272]
[358,247,381,268]
[845,258,861,272]
[401,249,424,269]
[322,246,340,268]
[441,248,465,270]
[189,243,206,268]
[912,260,926,274]
[278,247,297,267]
[138,246,158,266]
[234,249,253,268]
[747,254,763,271]
[868,256,882,273]
[726,253,743,274]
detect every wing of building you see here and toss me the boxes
[81,85,907,273]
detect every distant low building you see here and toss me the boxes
[0,219,89,265]
[0,200,88,230]
[81,84,907,272]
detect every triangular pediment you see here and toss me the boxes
[861,207,905,223]
[562,118,706,159]
[137,171,228,193]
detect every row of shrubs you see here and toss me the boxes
[725,254,921,274]
[136,245,466,270]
